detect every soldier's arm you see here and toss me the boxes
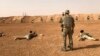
[72,16,75,29]
[59,17,63,27]
[59,17,63,23]
[73,21,75,29]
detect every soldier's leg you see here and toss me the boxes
[85,35,96,40]
[63,35,66,50]
[62,28,67,50]
[68,31,73,50]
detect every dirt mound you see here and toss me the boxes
[0,14,100,23]
[0,16,23,23]
[73,14,100,21]
[12,16,23,23]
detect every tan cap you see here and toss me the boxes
[65,10,70,14]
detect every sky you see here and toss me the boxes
[0,0,100,17]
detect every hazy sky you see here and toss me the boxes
[0,0,100,16]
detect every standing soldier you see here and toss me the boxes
[59,12,65,23]
[40,17,43,22]
[59,12,65,32]
[61,10,75,51]
[87,16,90,20]
[98,15,100,20]
[50,17,54,22]
[75,16,78,21]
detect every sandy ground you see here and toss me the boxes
[0,20,100,56]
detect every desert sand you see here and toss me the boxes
[0,20,100,56]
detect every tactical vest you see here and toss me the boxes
[62,15,74,28]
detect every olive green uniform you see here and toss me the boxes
[62,14,75,50]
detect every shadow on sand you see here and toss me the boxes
[74,44,100,50]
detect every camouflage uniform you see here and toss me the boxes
[59,12,65,32]
[61,10,75,50]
